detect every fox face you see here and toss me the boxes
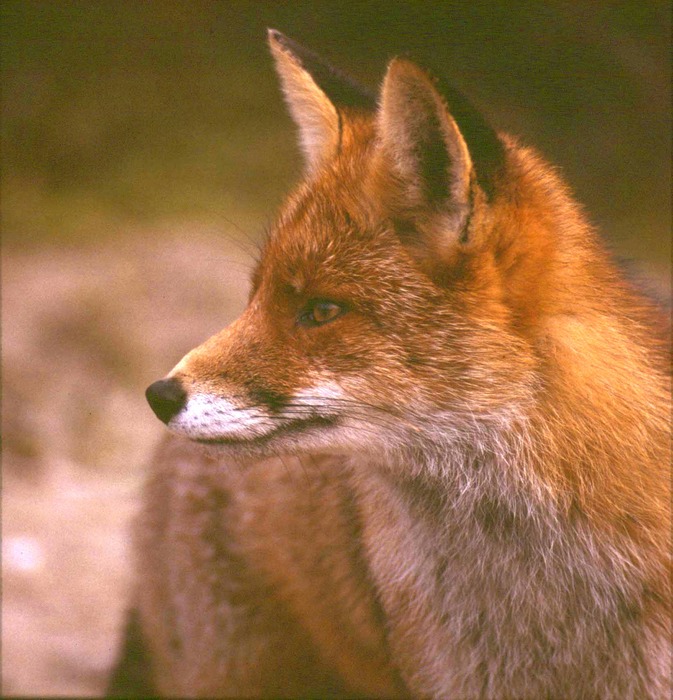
[145,31,564,461]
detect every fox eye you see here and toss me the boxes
[298,300,345,328]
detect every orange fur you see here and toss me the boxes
[109,31,671,699]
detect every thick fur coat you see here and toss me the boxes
[109,31,671,699]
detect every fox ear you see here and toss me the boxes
[268,29,375,173]
[268,29,338,172]
[377,58,473,229]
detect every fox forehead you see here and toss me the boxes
[250,116,396,295]
[254,193,394,302]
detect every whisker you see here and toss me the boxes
[242,414,406,442]
[295,452,314,486]
[253,407,405,432]
[282,398,424,431]
[273,449,295,482]
[215,258,256,272]
[220,400,422,435]
[288,394,425,422]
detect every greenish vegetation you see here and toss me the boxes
[1,1,670,273]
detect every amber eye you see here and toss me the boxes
[298,300,345,328]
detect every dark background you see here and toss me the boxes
[2,0,671,272]
[1,2,670,696]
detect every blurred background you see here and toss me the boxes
[1,1,670,695]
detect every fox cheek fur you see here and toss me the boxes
[112,28,671,700]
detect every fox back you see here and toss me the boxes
[109,31,671,699]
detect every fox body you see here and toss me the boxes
[109,31,671,699]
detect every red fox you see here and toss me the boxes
[108,30,671,698]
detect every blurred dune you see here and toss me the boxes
[2,229,251,695]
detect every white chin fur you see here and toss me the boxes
[167,393,276,441]
[165,382,350,444]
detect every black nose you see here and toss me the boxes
[145,378,187,424]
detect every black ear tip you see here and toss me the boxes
[267,30,377,112]
[267,28,288,48]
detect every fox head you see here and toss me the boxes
[145,30,587,463]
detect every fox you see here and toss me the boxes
[108,30,671,699]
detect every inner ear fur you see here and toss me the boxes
[268,29,376,174]
[268,30,340,173]
[377,59,473,220]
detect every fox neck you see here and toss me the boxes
[350,421,665,698]
[365,389,669,544]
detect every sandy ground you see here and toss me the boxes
[2,227,251,696]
